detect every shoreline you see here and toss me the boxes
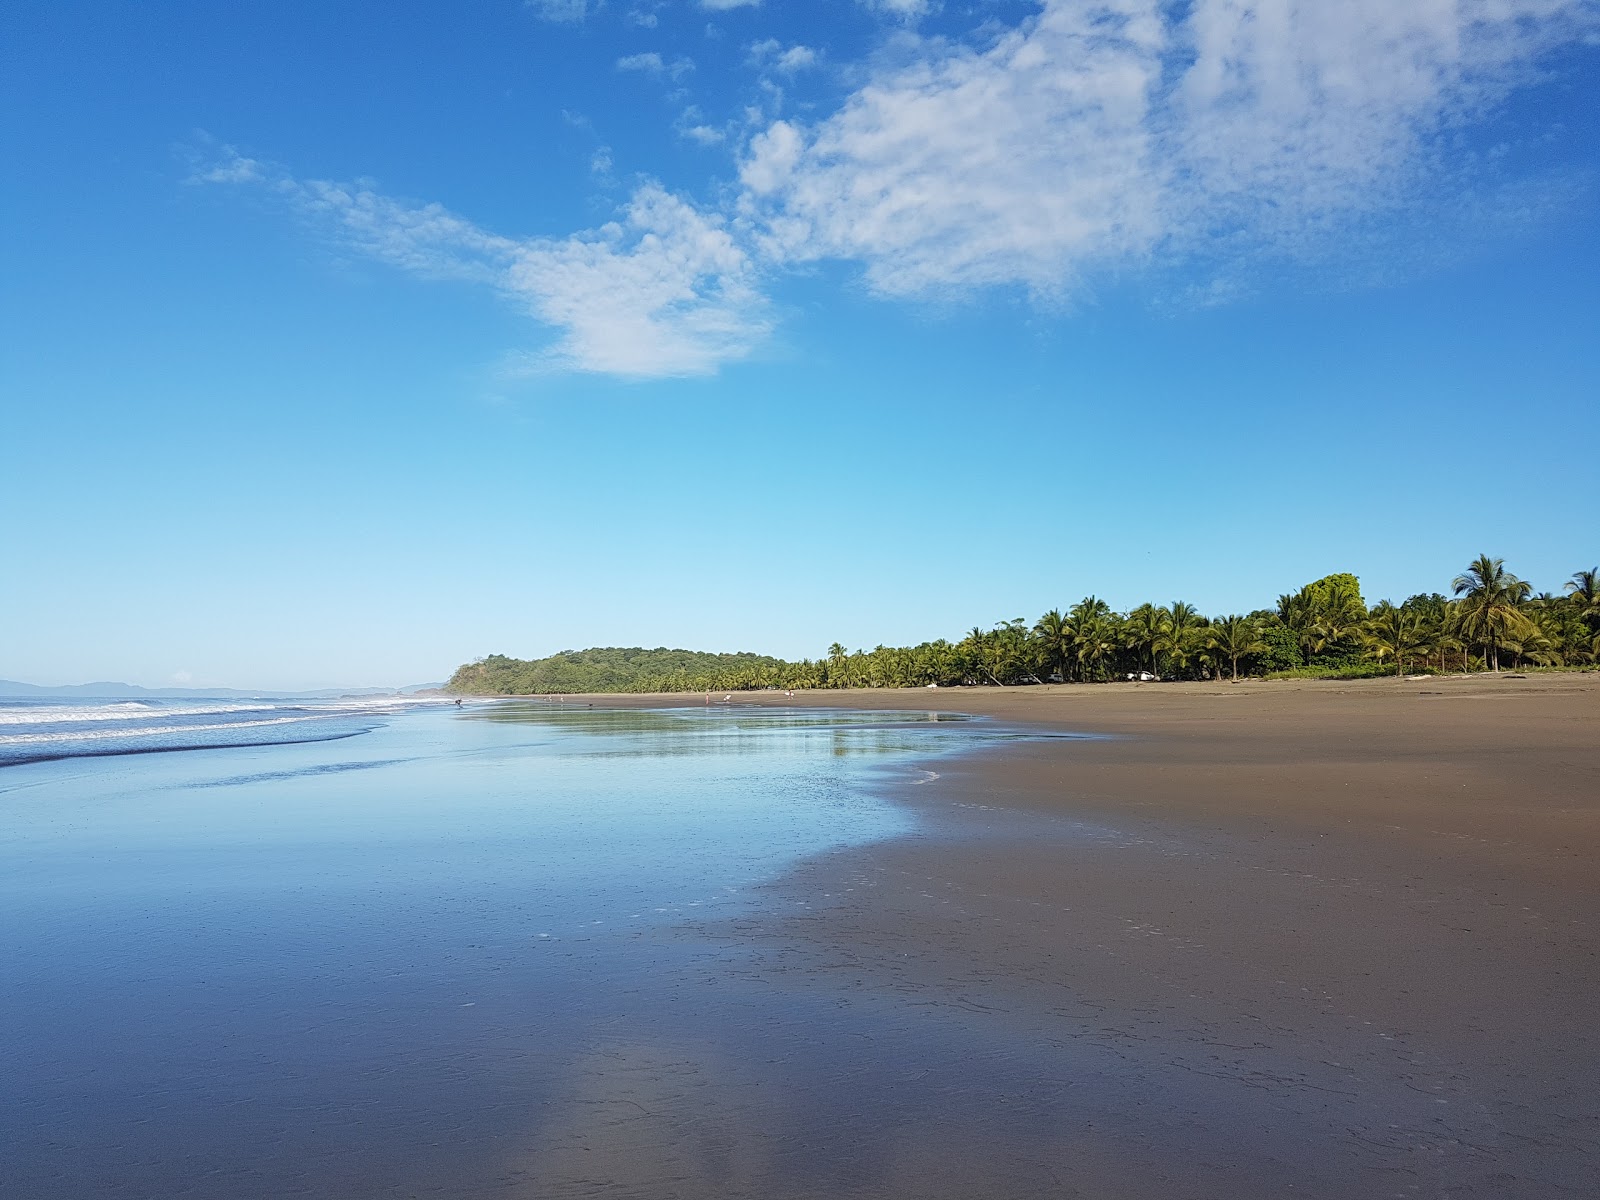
[558,673,1600,1195]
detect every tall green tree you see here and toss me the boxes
[1124,604,1169,676]
[1452,554,1532,672]
[1033,610,1073,683]
[1155,601,1204,676]
[1066,598,1118,681]
[1567,568,1600,660]
[1568,568,1600,612]
[1207,614,1264,682]
[1362,602,1428,676]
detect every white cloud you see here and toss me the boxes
[702,0,760,9]
[198,148,768,379]
[748,38,818,72]
[776,45,818,71]
[526,0,594,21]
[507,184,771,377]
[190,153,262,185]
[860,0,932,18]
[683,124,725,145]
[739,0,1599,297]
[675,106,726,144]
[739,2,1165,295]
[202,1,1597,377]
[616,51,695,79]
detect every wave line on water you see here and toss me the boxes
[0,703,286,725]
[0,714,335,746]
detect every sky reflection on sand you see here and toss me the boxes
[1,703,1033,1199]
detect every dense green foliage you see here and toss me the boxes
[447,648,791,695]
[446,556,1600,695]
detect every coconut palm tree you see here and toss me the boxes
[1362,602,1428,676]
[1307,588,1366,660]
[1276,591,1317,664]
[1033,609,1072,683]
[1207,614,1264,681]
[1077,613,1122,681]
[1124,603,1168,677]
[1566,569,1600,658]
[1155,601,1203,677]
[1452,555,1533,672]
[1567,567,1600,612]
[1058,597,1112,682]
[1510,601,1567,667]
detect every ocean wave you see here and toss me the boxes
[0,702,284,725]
[0,714,331,746]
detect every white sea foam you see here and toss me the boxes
[0,715,332,746]
[0,703,281,725]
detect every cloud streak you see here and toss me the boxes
[196,148,769,379]
[200,1,1597,377]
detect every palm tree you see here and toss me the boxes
[1207,614,1264,681]
[1362,602,1428,676]
[1508,602,1565,667]
[1059,597,1112,682]
[1452,554,1532,672]
[1076,613,1122,681]
[1567,567,1600,611]
[1124,604,1168,677]
[1406,595,1461,673]
[1567,569,1600,657]
[961,627,991,685]
[1308,589,1365,660]
[1033,610,1072,683]
[1155,601,1203,677]
[1277,591,1317,664]
[826,642,848,687]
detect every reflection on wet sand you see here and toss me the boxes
[12,682,1592,1199]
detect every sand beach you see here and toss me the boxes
[6,675,1596,1199]
[521,674,1600,1197]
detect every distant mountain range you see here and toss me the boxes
[0,679,443,700]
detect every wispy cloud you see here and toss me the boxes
[506,184,770,377]
[740,0,1598,298]
[740,3,1163,295]
[526,0,595,22]
[747,39,818,73]
[200,1,1597,377]
[702,0,760,10]
[859,0,932,19]
[195,146,769,379]
[616,50,696,79]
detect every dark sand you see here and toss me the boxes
[524,675,1600,1198]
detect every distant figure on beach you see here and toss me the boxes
[455,698,462,707]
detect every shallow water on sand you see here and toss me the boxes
[0,703,1004,1199]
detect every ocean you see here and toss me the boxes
[0,698,995,1198]
[0,695,443,766]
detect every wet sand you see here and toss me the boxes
[532,675,1600,1197]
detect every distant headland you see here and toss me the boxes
[446,556,1600,696]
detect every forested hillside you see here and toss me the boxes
[445,647,791,695]
[446,557,1600,695]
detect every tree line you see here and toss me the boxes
[445,556,1600,695]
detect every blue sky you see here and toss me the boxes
[4,1,1598,690]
